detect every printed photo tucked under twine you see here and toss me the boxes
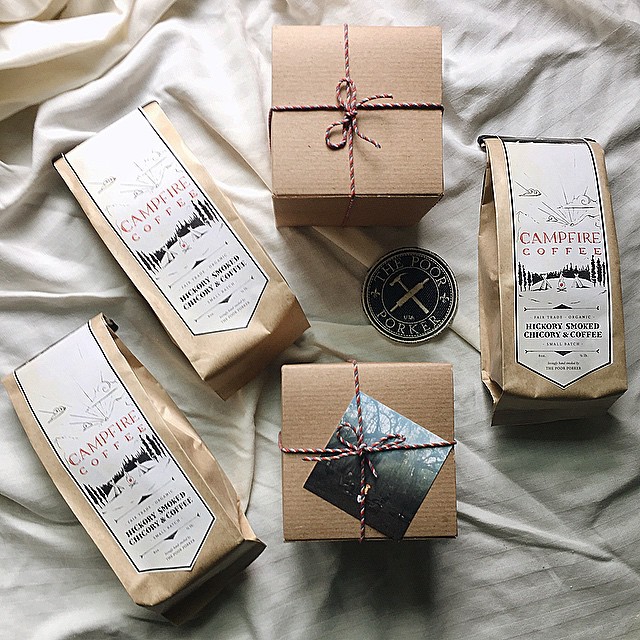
[269,23,444,225]
[279,361,456,541]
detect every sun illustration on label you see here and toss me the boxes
[539,187,598,227]
[67,370,122,431]
[516,181,599,228]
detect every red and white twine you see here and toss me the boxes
[279,361,456,542]
[270,23,444,224]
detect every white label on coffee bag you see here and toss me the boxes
[504,140,611,387]
[63,108,268,336]
[14,323,215,572]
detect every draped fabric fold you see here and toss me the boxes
[1,0,640,638]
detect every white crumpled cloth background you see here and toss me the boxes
[1,1,639,638]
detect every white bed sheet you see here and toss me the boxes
[1,0,639,638]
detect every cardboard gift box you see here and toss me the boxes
[270,25,443,227]
[280,362,456,541]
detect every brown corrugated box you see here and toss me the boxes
[280,362,456,541]
[271,25,443,226]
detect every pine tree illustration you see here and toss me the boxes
[141,435,153,461]
[151,436,160,460]
[152,432,169,456]
[596,258,603,285]
[201,198,218,222]
[518,263,523,291]
[193,200,207,225]
[153,434,165,457]
[86,485,97,507]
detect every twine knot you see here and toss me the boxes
[325,77,389,151]
[279,360,456,542]
[269,23,443,225]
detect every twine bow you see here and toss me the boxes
[279,361,456,542]
[324,77,390,152]
[270,23,444,224]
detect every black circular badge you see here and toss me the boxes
[362,247,458,344]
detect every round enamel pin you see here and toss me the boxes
[362,247,458,343]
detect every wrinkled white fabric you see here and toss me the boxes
[1,0,639,638]
[0,0,178,120]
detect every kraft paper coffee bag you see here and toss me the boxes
[54,102,309,399]
[3,315,265,623]
[478,136,627,425]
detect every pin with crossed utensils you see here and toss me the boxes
[361,247,458,344]
[389,274,430,315]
